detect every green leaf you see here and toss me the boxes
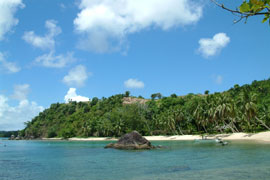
[262,14,270,23]
[240,2,251,12]
[250,0,264,6]
[262,17,268,23]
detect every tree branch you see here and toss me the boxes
[211,0,270,24]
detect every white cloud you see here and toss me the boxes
[64,88,89,103]
[0,94,44,131]
[0,52,20,73]
[63,65,89,87]
[0,85,44,130]
[11,84,30,101]
[198,33,230,58]
[1,60,20,73]
[0,0,24,40]
[35,51,76,68]
[124,78,144,89]
[215,75,223,85]
[74,0,203,53]
[23,20,77,68]
[22,20,62,50]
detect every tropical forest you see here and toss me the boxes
[21,79,270,138]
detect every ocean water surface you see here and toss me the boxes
[0,139,270,180]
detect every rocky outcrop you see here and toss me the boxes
[9,135,23,140]
[105,131,155,150]
[122,97,149,105]
[9,135,15,140]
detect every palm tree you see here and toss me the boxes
[114,118,124,137]
[213,94,238,133]
[238,91,257,131]
[256,105,270,131]
[193,98,208,133]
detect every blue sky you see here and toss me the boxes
[0,0,269,130]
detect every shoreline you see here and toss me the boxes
[40,131,270,143]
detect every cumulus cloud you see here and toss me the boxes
[124,78,144,89]
[198,33,230,58]
[11,84,30,100]
[35,51,76,68]
[22,20,62,50]
[0,96,44,131]
[23,20,78,68]
[64,88,90,103]
[0,0,24,40]
[0,52,20,73]
[0,90,44,131]
[63,65,90,87]
[74,0,203,53]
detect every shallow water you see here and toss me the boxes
[0,139,270,180]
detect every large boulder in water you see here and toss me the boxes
[105,131,155,150]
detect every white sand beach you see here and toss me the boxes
[64,131,270,143]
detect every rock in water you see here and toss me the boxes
[105,131,155,150]
[9,135,15,140]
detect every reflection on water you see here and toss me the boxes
[0,140,270,180]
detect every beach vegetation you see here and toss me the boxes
[22,79,270,138]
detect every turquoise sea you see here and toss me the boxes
[0,139,270,180]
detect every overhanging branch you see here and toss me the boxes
[211,0,270,23]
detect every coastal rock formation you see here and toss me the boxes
[9,135,23,140]
[9,135,15,140]
[105,131,155,150]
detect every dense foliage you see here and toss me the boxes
[22,79,270,138]
[239,0,270,22]
[0,131,19,138]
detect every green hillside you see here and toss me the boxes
[21,79,270,138]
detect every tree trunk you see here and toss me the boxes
[202,124,208,133]
[256,117,270,131]
[178,127,184,135]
